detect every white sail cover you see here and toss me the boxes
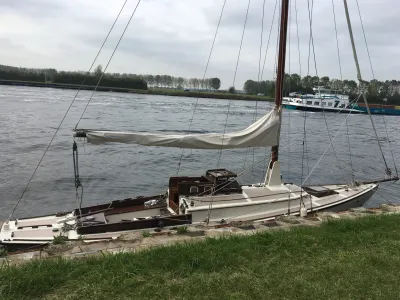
[84,108,280,149]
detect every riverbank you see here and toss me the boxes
[0,79,273,102]
[1,207,400,299]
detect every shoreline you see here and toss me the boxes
[1,207,400,299]
[0,79,274,102]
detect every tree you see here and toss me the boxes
[154,75,161,87]
[320,76,330,87]
[165,75,173,88]
[311,76,320,87]
[205,79,212,90]
[177,77,184,89]
[343,79,358,94]
[228,86,235,93]
[330,79,343,91]
[161,75,168,87]
[94,64,102,77]
[243,80,258,94]
[146,75,154,87]
[290,73,301,87]
[210,77,221,90]
[200,79,206,89]
[301,75,312,88]
[193,78,199,89]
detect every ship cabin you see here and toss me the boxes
[168,169,242,212]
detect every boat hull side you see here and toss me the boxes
[282,104,363,114]
[314,185,377,213]
[189,184,377,223]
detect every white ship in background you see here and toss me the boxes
[283,86,363,113]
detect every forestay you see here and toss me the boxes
[75,108,280,149]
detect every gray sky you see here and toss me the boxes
[0,0,398,89]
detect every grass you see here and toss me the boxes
[52,235,68,245]
[1,214,400,300]
[176,225,188,234]
[141,230,151,238]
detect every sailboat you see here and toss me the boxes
[1,0,397,248]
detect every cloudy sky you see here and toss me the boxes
[0,0,398,89]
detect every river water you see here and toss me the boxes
[0,85,399,219]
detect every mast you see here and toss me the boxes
[343,0,392,177]
[270,0,289,167]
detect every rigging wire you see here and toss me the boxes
[210,0,251,224]
[263,0,281,181]
[251,0,267,182]
[300,0,314,205]
[75,0,142,129]
[260,0,279,81]
[342,0,391,178]
[6,0,130,221]
[294,0,302,78]
[355,0,375,80]
[242,0,277,181]
[257,0,267,84]
[331,0,354,182]
[196,152,272,198]
[216,0,251,168]
[192,138,307,201]
[71,0,130,114]
[309,0,349,185]
[301,95,362,185]
[286,0,293,212]
[176,0,227,175]
[355,0,398,177]
[373,190,394,206]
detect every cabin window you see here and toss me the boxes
[314,101,320,105]
[306,101,312,105]
[328,102,333,106]
[322,102,326,106]
[190,186,198,194]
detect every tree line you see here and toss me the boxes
[244,74,400,104]
[140,74,221,91]
[0,64,222,92]
[0,64,147,90]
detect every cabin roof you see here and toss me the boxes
[206,169,237,178]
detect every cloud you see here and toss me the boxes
[0,0,398,89]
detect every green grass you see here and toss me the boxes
[141,230,151,238]
[176,225,188,234]
[1,214,400,300]
[52,235,68,245]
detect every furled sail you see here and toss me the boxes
[74,108,280,149]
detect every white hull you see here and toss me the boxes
[282,100,363,114]
[0,181,378,248]
[185,183,377,223]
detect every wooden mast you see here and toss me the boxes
[270,0,289,167]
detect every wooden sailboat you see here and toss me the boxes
[1,0,397,248]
